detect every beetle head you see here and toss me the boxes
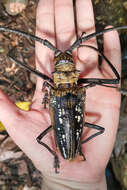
[54,50,75,72]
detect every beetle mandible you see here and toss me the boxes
[0,25,127,173]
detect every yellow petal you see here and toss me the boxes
[0,122,5,131]
[0,101,31,131]
[16,101,31,111]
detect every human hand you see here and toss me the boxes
[0,0,121,189]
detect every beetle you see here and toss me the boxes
[0,25,127,173]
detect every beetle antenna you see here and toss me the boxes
[8,54,53,83]
[0,26,59,53]
[68,25,127,51]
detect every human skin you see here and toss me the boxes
[0,0,121,189]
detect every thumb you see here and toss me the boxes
[0,89,21,128]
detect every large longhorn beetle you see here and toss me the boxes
[0,25,127,173]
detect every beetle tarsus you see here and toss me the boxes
[79,146,86,161]
[54,155,60,174]
[42,81,53,108]
[42,81,53,91]
[42,90,49,109]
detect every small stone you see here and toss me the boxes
[123,1,127,10]
[2,0,28,16]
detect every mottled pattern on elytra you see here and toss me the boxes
[49,87,86,159]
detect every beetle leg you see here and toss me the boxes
[78,45,120,86]
[0,131,9,145]
[42,81,54,91]
[78,145,86,161]
[84,82,119,89]
[84,82,97,89]
[36,125,60,173]
[42,90,49,109]
[82,82,118,90]
[78,78,119,85]
[42,81,49,109]
[42,81,55,109]
[81,122,104,144]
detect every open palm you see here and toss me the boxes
[0,0,121,187]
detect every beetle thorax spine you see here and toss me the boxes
[53,51,80,88]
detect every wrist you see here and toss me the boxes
[41,175,107,190]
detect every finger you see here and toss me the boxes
[76,0,98,73]
[32,0,55,109]
[55,0,76,51]
[0,90,21,128]
[76,0,95,35]
[101,26,121,79]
